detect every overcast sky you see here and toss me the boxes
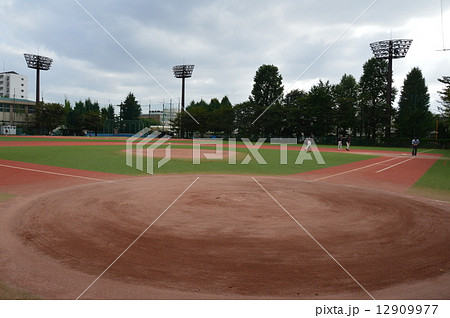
[1,0,449,113]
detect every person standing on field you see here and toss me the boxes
[305,136,312,152]
[412,137,420,156]
[346,136,351,151]
[337,135,343,150]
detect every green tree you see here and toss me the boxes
[307,80,335,137]
[234,101,256,137]
[333,74,358,135]
[250,64,284,137]
[437,76,450,138]
[358,58,395,139]
[283,89,309,137]
[438,76,450,118]
[120,92,142,121]
[84,110,102,136]
[106,104,115,119]
[35,102,66,132]
[396,67,433,138]
[212,97,235,136]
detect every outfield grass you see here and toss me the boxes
[0,144,375,176]
[0,279,41,300]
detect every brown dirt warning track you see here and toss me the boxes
[0,147,449,300]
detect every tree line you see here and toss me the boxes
[34,92,156,135]
[177,58,442,140]
[33,58,450,140]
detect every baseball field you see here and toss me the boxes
[0,135,449,300]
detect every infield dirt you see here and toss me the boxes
[1,174,449,299]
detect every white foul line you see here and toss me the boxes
[311,157,401,182]
[375,157,415,174]
[252,177,376,300]
[76,176,200,300]
[0,163,111,182]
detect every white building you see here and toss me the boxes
[0,71,28,99]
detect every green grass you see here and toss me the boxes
[410,157,450,200]
[0,279,41,300]
[0,144,375,176]
[0,136,126,142]
[0,192,15,203]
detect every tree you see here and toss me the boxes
[396,67,433,138]
[212,97,235,136]
[438,76,450,118]
[282,89,308,137]
[234,101,256,137]
[84,110,102,136]
[437,76,450,138]
[333,74,358,135]
[35,102,66,132]
[250,64,284,137]
[358,58,395,139]
[306,80,335,137]
[120,92,141,121]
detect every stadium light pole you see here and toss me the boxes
[370,39,412,139]
[172,64,194,138]
[24,53,53,107]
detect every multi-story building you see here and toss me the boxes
[0,97,35,127]
[0,71,28,99]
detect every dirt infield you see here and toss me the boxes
[0,145,449,300]
[0,173,449,299]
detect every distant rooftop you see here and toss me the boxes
[0,71,19,75]
[0,96,34,103]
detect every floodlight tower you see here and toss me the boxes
[172,64,194,138]
[370,39,412,139]
[24,53,53,107]
[173,64,195,112]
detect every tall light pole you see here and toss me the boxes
[173,64,194,138]
[370,39,412,139]
[24,53,53,107]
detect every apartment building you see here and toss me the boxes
[0,71,28,99]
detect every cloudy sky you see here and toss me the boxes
[1,0,449,113]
